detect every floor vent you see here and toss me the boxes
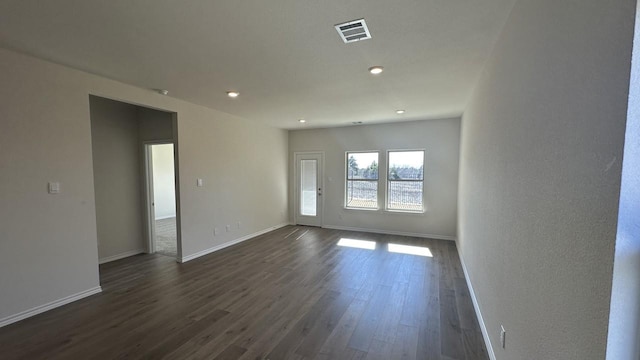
[335,19,371,43]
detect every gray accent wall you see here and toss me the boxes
[90,96,145,261]
[457,0,635,359]
[138,107,174,142]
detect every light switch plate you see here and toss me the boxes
[197,178,204,187]
[48,182,61,194]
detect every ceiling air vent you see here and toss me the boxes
[335,19,371,43]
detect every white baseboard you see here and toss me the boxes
[457,249,496,360]
[321,225,457,241]
[0,286,102,328]
[179,223,290,263]
[99,248,145,264]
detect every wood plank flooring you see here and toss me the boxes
[0,226,488,360]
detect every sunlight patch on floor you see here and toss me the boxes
[337,238,377,250]
[388,243,433,257]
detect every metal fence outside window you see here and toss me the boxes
[346,180,423,211]
[346,180,377,208]
[388,181,423,211]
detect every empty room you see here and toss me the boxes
[0,1,639,360]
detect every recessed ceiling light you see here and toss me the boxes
[368,66,384,75]
[227,91,240,98]
[158,89,169,95]
[299,119,306,123]
[396,110,405,114]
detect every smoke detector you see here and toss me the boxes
[335,19,371,43]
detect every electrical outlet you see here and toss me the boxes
[237,221,241,229]
[500,326,506,349]
[225,225,231,232]
[214,227,219,236]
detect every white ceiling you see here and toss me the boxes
[0,0,516,129]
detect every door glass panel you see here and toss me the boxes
[300,159,317,216]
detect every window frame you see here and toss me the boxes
[344,151,380,210]
[385,149,426,213]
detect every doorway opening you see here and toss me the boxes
[89,95,181,269]
[145,143,178,258]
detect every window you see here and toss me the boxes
[387,150,424,212]
[346,152,379,209]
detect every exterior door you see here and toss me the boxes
[295,153,323,227]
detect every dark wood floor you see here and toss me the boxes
[0,226,487,360]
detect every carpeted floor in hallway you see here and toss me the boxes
[155,217,177,257]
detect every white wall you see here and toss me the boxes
[607,2,640,358]
[289,119,460,239]
[90,96,145,261]
[0,47,288,325]
[151,144,176,220]
[458,0,635,359]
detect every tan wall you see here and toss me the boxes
[0,48,288,324]
[138,107,174,142]
[607,2,640,359]
[457,0,635,358]
[90,96,145,261]
[289,119,460,239]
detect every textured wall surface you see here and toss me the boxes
[0,47,288,323]
[90,97,144,261]
[607,2,640,359]
[289,119,460,239]
[138,107,174,142]
[176,106,288,257]
[0,50,101,323]
[458,0,635,358]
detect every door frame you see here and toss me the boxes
[143,141,180,259]
[293,151,325,227]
